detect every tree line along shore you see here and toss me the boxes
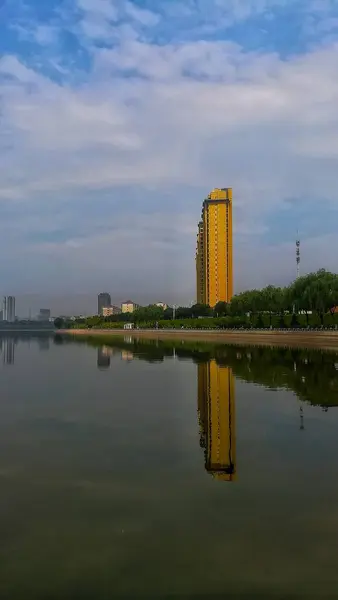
[55,269,338,331]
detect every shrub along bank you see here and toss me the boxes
[58,312,338,331]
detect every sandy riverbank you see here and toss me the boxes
[60,329,338,351]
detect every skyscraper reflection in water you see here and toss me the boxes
[38,337,50,351]
[97,346,112,369]
[0,337,15,365]
[198,361,236,481]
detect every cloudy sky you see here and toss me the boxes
[1,0,338,315]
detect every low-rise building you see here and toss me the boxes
[155,302,167,310]
[38,308,51,321]
[102,305,121,317]
[121,301,138,314]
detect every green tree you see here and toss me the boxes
[289,269,338,325]
[290,313,299,328]
[133,305,164,323]
[54,317,64,329]
[256,314,264,328]
[260,285,282,326]
[190,304,212,318]
[86,316,102,328]
[229,294,248,317]
[163,307,173,320]
[176,306,193,319]
[214,301,228,317]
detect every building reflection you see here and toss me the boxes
[0,337,16,365]
[37,337,50,351]
[121,350,134,362]
[198,361,236,482]
[97,345,112,369]
[97,345,136,369]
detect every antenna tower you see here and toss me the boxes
[296,234,300,280]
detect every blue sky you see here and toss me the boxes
[1,0,338,315]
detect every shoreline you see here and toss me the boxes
[60,329,338,351]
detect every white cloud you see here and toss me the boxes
[10,22,59,45]
[75,0,119,41]
[157,0,289,30]
[2,41,338,206]
[77,0,118,21]
[0,54,41,82]
[124,2,159,26]
[2,0,338,307]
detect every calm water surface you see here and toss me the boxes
[1,334,338,598]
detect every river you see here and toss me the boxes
[0,333,338,598]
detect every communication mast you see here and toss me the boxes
[299,403,304,431]
[296,234,300,280]
[296,233,304,431]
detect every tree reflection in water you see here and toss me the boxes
[74,335,338,409]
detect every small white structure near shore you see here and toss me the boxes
[124,323,134,330]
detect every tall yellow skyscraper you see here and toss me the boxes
[197,361,236,482]
[195,187,233,307]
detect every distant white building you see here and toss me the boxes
[121,301,139,314]
[156,302,167,310]
[3,296,15,322]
